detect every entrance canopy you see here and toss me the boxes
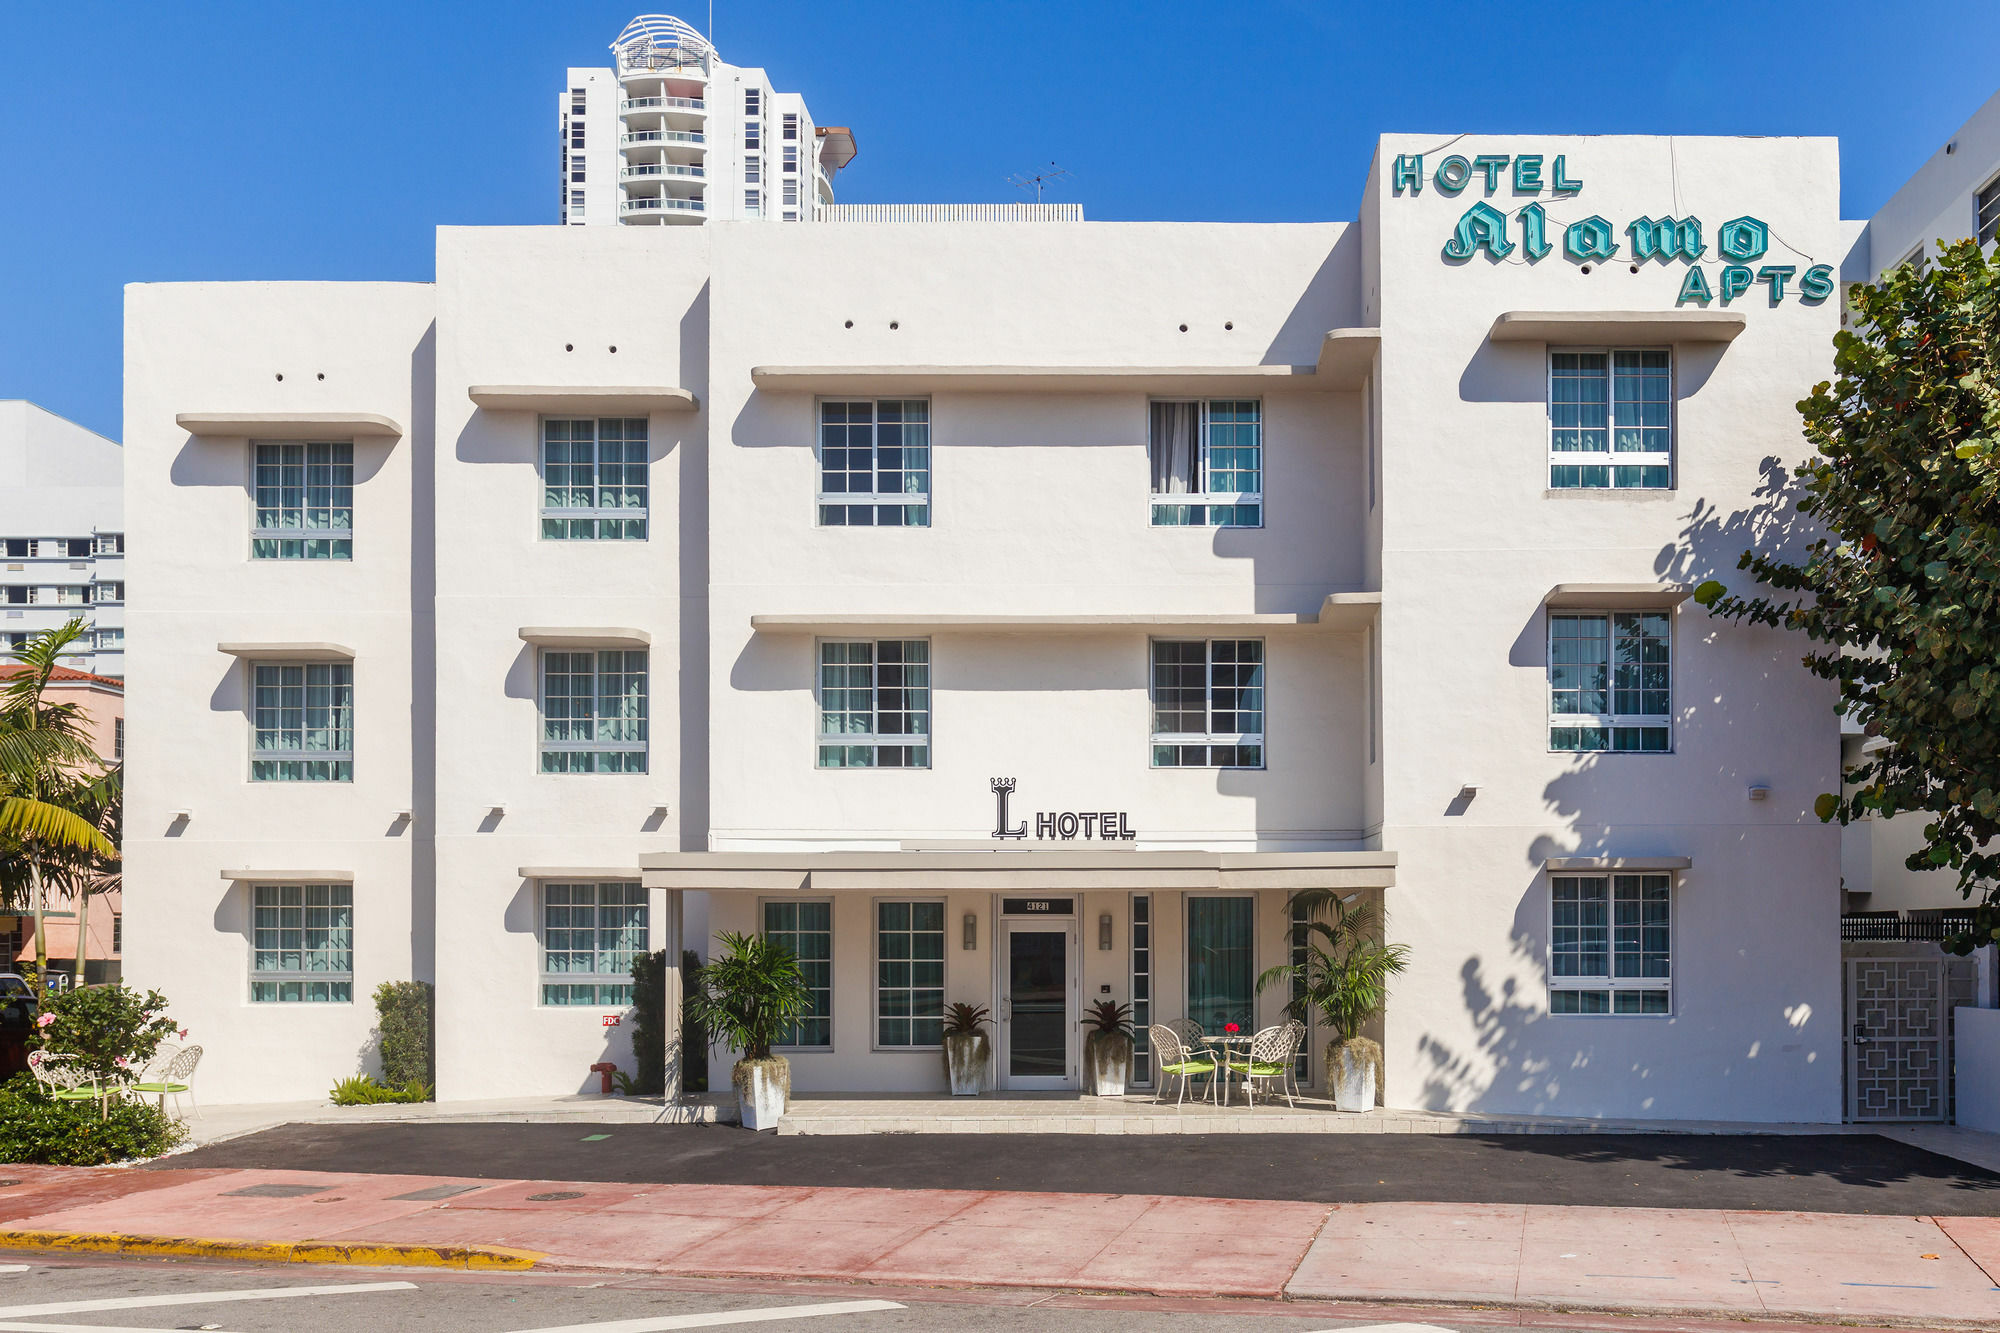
[640,848,1397,893]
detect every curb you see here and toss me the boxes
[0,1228,541,1271]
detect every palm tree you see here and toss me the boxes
[1256,888,1408,1043]
[0,620,120,998]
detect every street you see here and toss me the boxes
[0,1258,1931,1333]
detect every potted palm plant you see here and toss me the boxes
[684,930,812,1131]
[1081,999,1133,1097]
[1258,890,1409,1112]
[941,1002,991,1096]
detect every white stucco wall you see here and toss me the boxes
[1866,87,2000,273]
[1369,135,1845,1121]
[122,281,434,1104]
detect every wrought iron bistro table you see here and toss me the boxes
[1197,1032,1254,1107]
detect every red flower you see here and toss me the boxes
[1225,1022,1239,1033]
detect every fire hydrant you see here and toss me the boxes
[590,1062,618,1094]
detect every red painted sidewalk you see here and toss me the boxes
[0,1165,1996,1326]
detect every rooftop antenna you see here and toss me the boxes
[1008,162,1072,203]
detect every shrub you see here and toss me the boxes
[0,1075,183,1165]
[372,980,433,1091]
[34,986,179,1083]
[329,1074,431,1105]
[629,949,708,1095]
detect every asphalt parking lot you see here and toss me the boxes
[155,1124,2000,1215]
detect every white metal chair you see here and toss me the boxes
[1164,1017,1205,1045]
[1281,1018,1308,1102]
[1227,1024,1300,1109]
[1147,1023,1218,1107]
[27,1049,120,1118]
[129,1044,202,1119]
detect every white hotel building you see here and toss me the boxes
[126,132,1858,1121]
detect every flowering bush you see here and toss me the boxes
[33,986,179,1083]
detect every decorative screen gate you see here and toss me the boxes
[1846,958,1947,1122]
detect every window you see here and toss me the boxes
[570,189,585,217]
[541,418,648,539]
[571,158,585,184]
[53,585,88,605]
[817,639,930,768]
[745,188,761,216]
[1289,894,1311,1085]
[0,920,20,961]
[1187,896,1254,1034]
[783,145,798,174]
[1131,894,1153,1086]
[253,662,354,781]
[93,581,123,604]
[251,884,353,1003]
[745,121,761,150]
[114,717,123,762]
[744,155,761,184]
[817,400,930,526]
[744,88,761,115]
[1549,351,1671,489]
[1,539,24,558]
[1548,612,1670,752]
[95,628,122,650]
[64,538,90,558]
[112,912,122,953]
[539,650,647,773]
[541,882,647,1006]
[783,112,798,140]
[253,442,353,559]
[783,181,798,208]
[1550,874,1671,1014]
[1151,639,1264,768]
[1980,177,2000,246]
[1149,400,1262,526]
[875,900,944,1047]
[1,587,23,605]
[764,900,832,1046]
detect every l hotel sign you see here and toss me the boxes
[991,778,1137,842]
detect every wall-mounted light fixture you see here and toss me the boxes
[1748,783,1771,802]
[962,912,977,951]
[1098,913,1113,951]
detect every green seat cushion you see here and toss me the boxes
[49,1088,104,1101]
[1227,1061,1289,1077]
[129,1082,188,1095]
[1159,1059,1216,1076]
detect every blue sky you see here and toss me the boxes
[4,0,1998,441]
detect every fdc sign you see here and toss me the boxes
[1393,152,1834,307]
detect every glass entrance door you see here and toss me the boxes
[1002,925,1073,1089]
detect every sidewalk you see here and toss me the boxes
[0,1164,1994,1328]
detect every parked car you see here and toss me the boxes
[0,974,38,1078]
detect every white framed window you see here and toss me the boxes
[539,650,647,773]
[745,121,761,150]
[1549,351,1671,489]
[1980,176,2000,246]
[1,587,23,605]
[1549,874,1671,1015]
[541,418,648,540]
[783,145,798,174]
[540,881,647,1006]
[817,399,930,526]
[1151,638,1264,768]
[252,662,353,781]
[875,900,944,1048]
[744,155,761,184]
[745,188,761,216]
[94,533,123,554]
[114,717,123,761]
[763,899,832,1047]
[782,112,798,141]
[782,181,798,208]
[817,639,930,769]
[570,189,585,217]
[251,883,353,1003]
[252,441,353,559]
[1548,612,1670,752]
[92,581,123,604]
[52,585,88,605]
[95,628,122,650]
[744,88,761,116]
[1131,893,1153,1086]
[1149,400,1262,527]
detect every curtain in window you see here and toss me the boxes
[1187,896,1254,1033]
[1149,402,1199,495]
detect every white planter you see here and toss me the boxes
[943,1032,990,1096]
[1084,1031,1131,1097]
[1329,1039,1380,1113]
[733,1058,790,1131]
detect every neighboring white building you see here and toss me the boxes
[0,401,124,676]
[560,14,856,227]
[125,132,1869,1122]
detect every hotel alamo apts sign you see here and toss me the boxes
[1393,151,1835,307]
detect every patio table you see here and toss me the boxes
[1197,1033,1254,1107]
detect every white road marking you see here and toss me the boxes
[505,1299,906,1331]
[0,1323,262,1332]
[0,1279,416,1319]
[1301,1325,1460,1333]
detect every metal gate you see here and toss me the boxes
[1846,958,1947,1122]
